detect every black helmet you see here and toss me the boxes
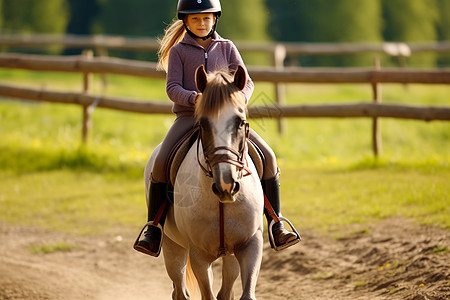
[177,0,222,20]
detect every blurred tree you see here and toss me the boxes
[298,0,382,43]
[1,0,68,34]
[0,0,3,30]
[66,0,100,35]
[99,0,173,60]
[218,0,269,64]
[436,0,450,67]
[382,0,438,42]
[382,0,439,67]
[219,0,269,41]
[268,0,382,66]
[100,0,173,37]
[64,0,101,55]
[266,0,302,42]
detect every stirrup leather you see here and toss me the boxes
[133,221,164,257]
[268,217,301,251]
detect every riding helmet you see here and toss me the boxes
[177,0,222,20]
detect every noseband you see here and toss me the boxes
[197,120,251,178]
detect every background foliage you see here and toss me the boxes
[1,0,68,34]
[1,0,449,66]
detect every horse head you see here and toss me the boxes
[195,65,250,203]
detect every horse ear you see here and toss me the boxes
[196,65,207,93]
[233,65,247,91]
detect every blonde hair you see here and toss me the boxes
[157,20,186,72]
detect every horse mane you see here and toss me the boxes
[195,68,247,121]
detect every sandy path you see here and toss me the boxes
[0,218,448,299]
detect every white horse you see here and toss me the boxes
[144,65,263,300]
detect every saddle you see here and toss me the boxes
[167,127,264,187]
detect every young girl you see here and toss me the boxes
[134,0,300,257]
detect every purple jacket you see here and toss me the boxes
[166,32,254,114]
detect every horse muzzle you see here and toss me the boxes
[211,169,240,203]
[212,181,240,203]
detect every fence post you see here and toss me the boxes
[371,56,382,156]
[273,44,286,134]
[81,50,93,144]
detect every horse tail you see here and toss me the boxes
[186,255,199,299]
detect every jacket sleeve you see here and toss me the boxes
[166,47,198,107]
[228,42,254,104]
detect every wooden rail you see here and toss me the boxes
[3,34,449,139]
[0,53,449,155]
[0,82,172,114]
[2,34,450,55]
[0,53,165,79]
[1,53,449,84]
[1,83,449,121]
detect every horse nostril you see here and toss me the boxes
[212,183,220,195]
[232,182,240,195]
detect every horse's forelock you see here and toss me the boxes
[195,69,246,121]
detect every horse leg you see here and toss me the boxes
[163,236,190,300]
[234,231,263,300]
[217,255,240,300]
[189,248,216,300]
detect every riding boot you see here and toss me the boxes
[134,181,169,257]
[262,171,300,251]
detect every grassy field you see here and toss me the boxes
[0,69,448,236]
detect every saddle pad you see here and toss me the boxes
[247,139,264,181]
[169,128,199,187]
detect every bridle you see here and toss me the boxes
[197,118,252,258]
[197,120,252,179]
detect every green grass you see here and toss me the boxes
[29,242,77,254]
[0,170,145,235]
[0,70,448,235]
[354,281,369,288]
[431,246,449,254]
[313,272,335,280]
[282,162,449,233]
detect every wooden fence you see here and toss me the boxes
[0,52,449,156]
[2,34,450,56]
[2,53,450,83]
[3,34,450,129]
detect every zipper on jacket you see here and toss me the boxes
[204,51,208,72]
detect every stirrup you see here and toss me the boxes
[133,221,164,257]
[268,217,301,251]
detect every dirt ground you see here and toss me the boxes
[0,218,449,300]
